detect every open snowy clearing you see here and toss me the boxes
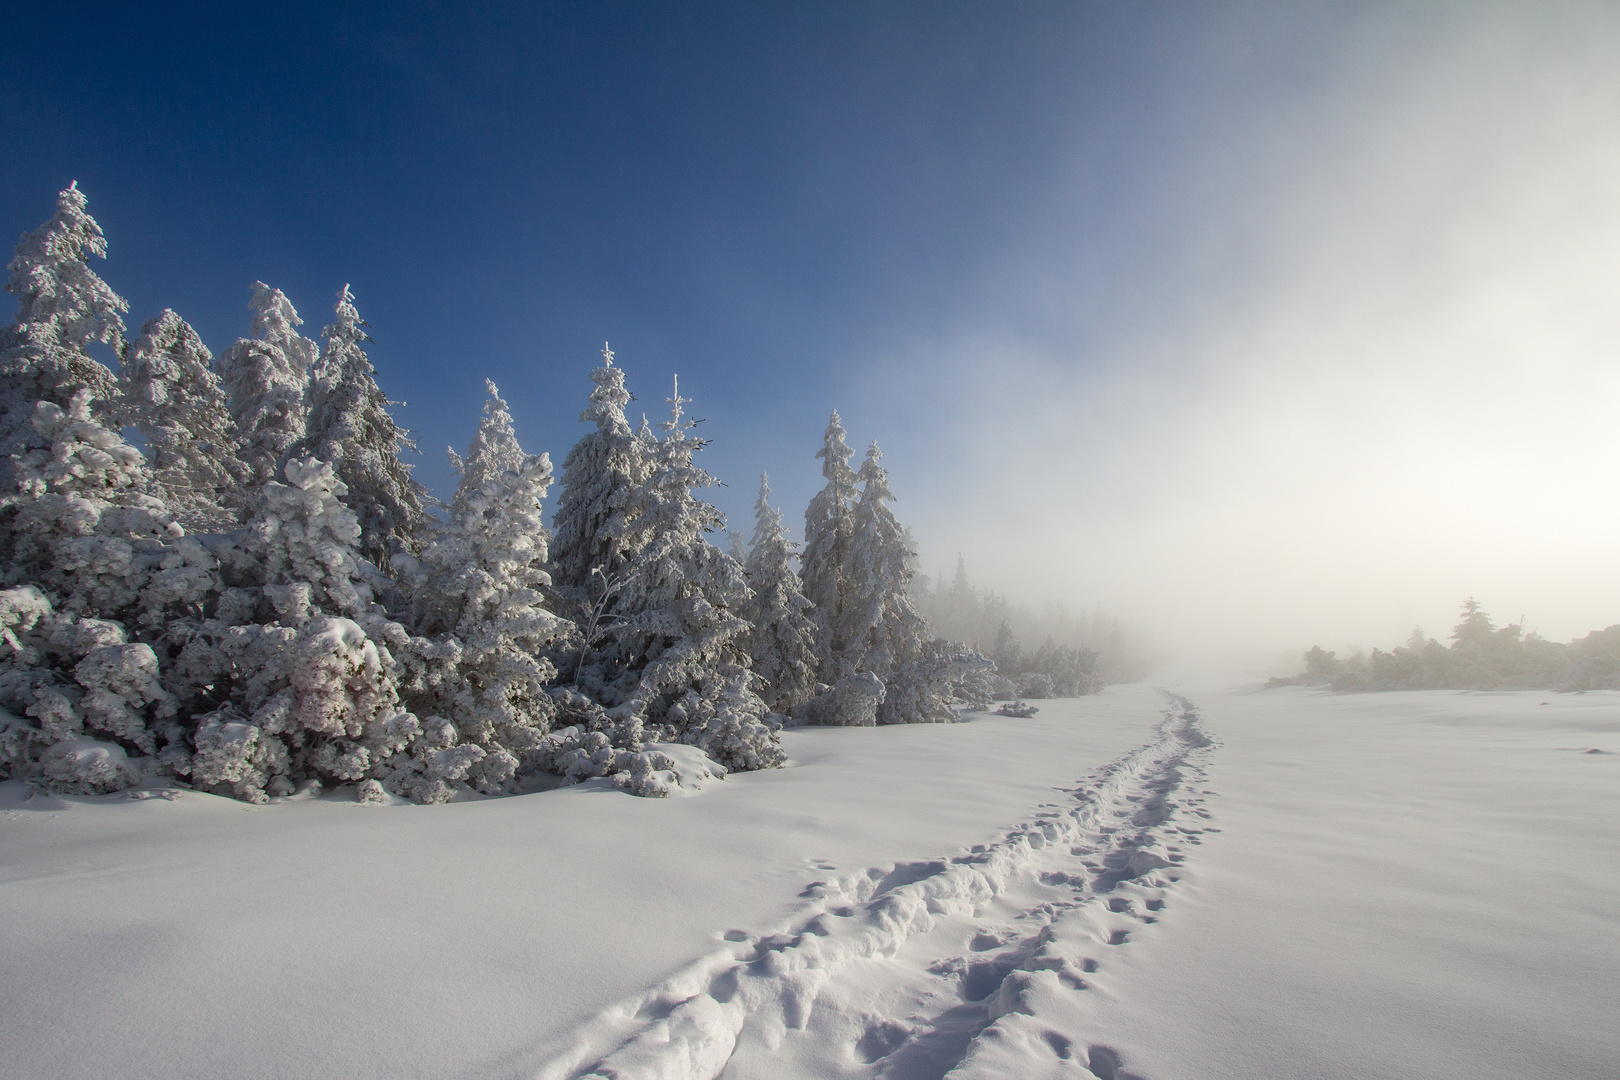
[3,682,1616,1080]
[1082,680,1620,1080]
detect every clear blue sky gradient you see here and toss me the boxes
[7,2,1618,657]
[0,2,1310,519]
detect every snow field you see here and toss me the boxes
[7,683,1611,1080]
[1069,681,1620,1080]
[546,694,1216,1080]
[0,688,1165,1080]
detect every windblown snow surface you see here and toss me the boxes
[1,682,1615,1080]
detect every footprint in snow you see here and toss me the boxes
[1088,1044,1150,1080]
[854,1019,911,1063]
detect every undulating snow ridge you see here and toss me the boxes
[534,694,1216,1080]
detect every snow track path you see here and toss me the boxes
[533,694,1217,1080]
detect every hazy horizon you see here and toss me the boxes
[892,3,1620,664]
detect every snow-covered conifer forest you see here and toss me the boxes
[0,184,1112,804]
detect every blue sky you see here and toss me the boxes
[6,2,1620,658]
[0,2,1220,525]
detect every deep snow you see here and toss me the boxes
[1079,680,1619,1080]
[2,682,1615,1080]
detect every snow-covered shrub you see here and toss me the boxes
[529,688,680,796]
[0,584,183,793]
[1016,672,1054,699]
[792,671,885,727]
[977,618,1101,699]
[1030,642,1103,697]
[176,612,435,803]
[39,737,139,794]
[1266,599,1618,692]
[661,671,783,772]
[879,640,994,725]
[156,459,457,803]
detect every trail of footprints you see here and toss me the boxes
[543,694,1216,1080]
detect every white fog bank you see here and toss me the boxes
[877,3,1620,664]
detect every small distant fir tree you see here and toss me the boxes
[404,381,565,793]
[841,443,965,723]
[838,443,928,681]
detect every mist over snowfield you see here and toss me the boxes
[875,3,1620,663]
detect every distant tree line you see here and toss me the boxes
[0,184,1116,804]
[910,556,1154,698]
[1268,598,1620,691]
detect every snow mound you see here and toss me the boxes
[645,742,727,797]
[791,672,884,727]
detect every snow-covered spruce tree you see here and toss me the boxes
[218,282,317,493]
[991,619,1022,676]
[550,344,650,618]
[403,380,676,795]
[743,472,819,713]
[838,442,922,676]
[0,390,220,793]
[841,442,958,723]
[1028,639,1101,697]
[801,410,858,681]
[0,390,220,631]
[288,286,430,565]
[0,183,125,498]
[884,638,995,723]
[120,310,246,533]
[404,380,567,792]
[588,379,783,771]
